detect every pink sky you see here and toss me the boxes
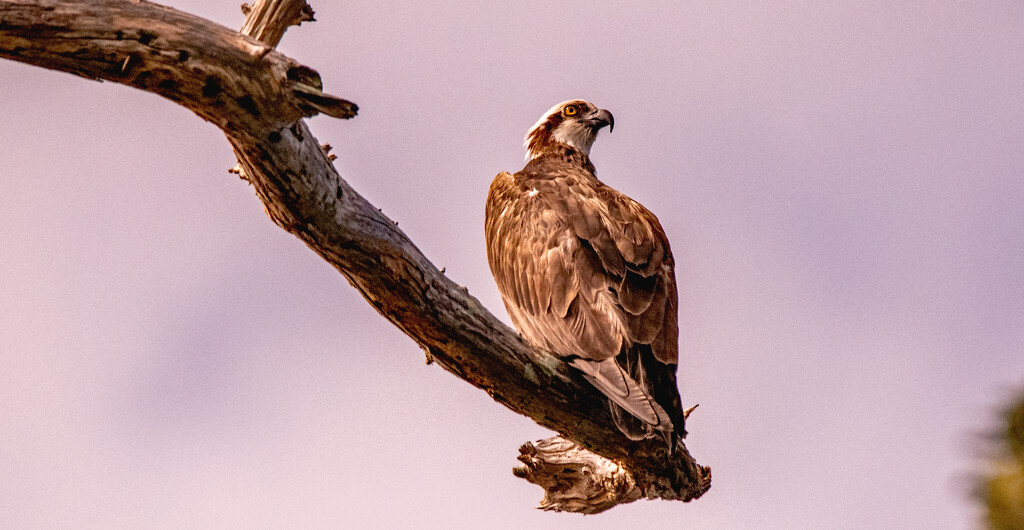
[2,1,1022,528]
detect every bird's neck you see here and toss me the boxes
[528,143,596,174]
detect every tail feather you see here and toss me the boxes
[609,401,653,441]
[569,357,672,436]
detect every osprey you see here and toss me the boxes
[485,99,687,442]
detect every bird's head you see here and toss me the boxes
[524,99,614,160]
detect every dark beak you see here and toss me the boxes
[588,108,614,133]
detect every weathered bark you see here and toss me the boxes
[0,0,710,511]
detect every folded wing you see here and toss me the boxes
[485,168,684,439]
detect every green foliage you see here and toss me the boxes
[978,389,1024,530]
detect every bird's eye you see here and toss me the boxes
[563,105,578,116]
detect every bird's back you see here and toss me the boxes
[485,151,686,440]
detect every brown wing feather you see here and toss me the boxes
[486,159,685,439]
[485,165,677,365]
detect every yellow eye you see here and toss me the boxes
[563,105,578,116]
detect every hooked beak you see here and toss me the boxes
[587,108,614,133]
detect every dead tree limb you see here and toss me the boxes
[0,0,710,512]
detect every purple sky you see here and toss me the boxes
[2,1,1022,528]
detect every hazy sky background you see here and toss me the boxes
[1,1,1022,528]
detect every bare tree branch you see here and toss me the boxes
[0,0,710,511]
[240,0,315,47]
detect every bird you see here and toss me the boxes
[484,99,687,443]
